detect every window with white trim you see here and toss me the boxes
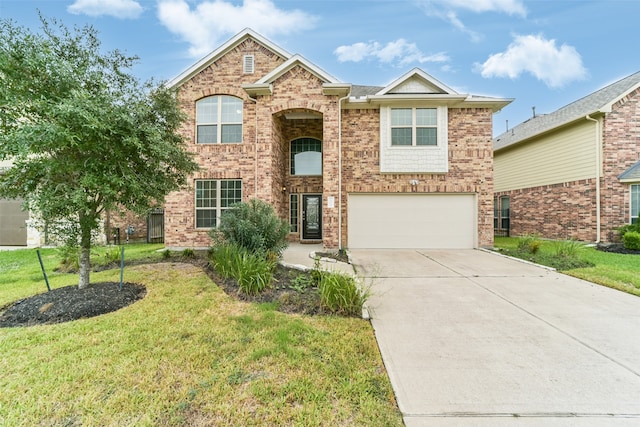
[195,179,242,228]
[391,107,437,146]
[290,194,299,232]
[632,184,639,224]
[290,138,322,175]
[196,96,243,144]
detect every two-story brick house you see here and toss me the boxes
[494,71,640,242]
[164,28,511,250]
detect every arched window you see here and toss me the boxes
[290,138,322,175]
[196,95,243,144]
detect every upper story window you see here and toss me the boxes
[391,107,437,146]
[290,138,322,175]
[632,184,639,224]
[196,95,243,144]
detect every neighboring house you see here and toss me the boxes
[164,28,511,250]
[0,160,31,246]
[494,71,640,242]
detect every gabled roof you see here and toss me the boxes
[358,68,511,111]
[242,54,350,97]
[619,160,640,183]
[167,28,292,88]
[377,68,458,95]
[495,71,640,151]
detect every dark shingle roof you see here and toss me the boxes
[494,71,640,151]
[350,85,383,98]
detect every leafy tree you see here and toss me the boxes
[0,16,199,289]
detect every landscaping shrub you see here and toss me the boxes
[516,234,541,254]
[318,272,369,317]
[215,199,289,257]
[618,223,640,239]
[210,243,276,295]
[622,231,640,251]
[553,239,583,257]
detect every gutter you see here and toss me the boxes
[338,92,351,250]
[585,114,601,243]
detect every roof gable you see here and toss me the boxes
[167,28,291,88]
[495,71,640,151]
[255,54,340,85]
[377,68,457,95]
[619,160,640,182]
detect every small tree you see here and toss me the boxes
[215,199,290,257]
[0,16,199,289]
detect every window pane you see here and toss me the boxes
[220,180,242,207]
[197,125,217,144]
[196,97,218,123]
[416,128,437,146]
[291,138,322,175]
[290,194,298,233]
[416,108,437,126]
[632,184,640,220]
[391,128,412,146]
[221,124,242,143]
[196,210,216,228]
[196,180,216,208]
[221,96,243,123]
[391,108,412,126]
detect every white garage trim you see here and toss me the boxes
[0,199,29,246]
[348,193,477,249]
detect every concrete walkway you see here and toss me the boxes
[350,249,640,426]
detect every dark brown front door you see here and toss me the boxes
[302,195,322,240]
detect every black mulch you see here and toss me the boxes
[0,282,146,328]
[596,243,640,255]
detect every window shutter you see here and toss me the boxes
[243,55,254,74]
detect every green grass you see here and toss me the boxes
[494,237,640,296]
[0,245,401,426]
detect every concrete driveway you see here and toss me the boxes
[350,249,640,426]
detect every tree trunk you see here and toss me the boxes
[78,213,92,289]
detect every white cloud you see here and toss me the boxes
[416,0,526,42]
[477,34,588,88]
[67,0,143,19]
[334,39,450,68]
[157,0,318,58]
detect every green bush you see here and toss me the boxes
[57,244,80,271]
[319,272,369,317]
[622,231,640,251]
[182,248,195,258]
[516,234,541,254]
[553,239,583,257]
[216,199,289,257]
[210,243,276,295]
[618,223,640,239]
[104,247,121,264]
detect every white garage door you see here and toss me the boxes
[348,194,476,249]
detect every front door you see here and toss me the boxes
[302,195,322,240]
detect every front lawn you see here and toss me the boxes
[0,245,401,426]
[493,237,640,296]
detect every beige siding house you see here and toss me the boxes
[164,28,511,250]
[494,71,640,242]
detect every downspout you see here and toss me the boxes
[246,95,258,197]
[338,93,350,250]
[586,114,601,243]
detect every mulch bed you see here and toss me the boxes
[596,243,640,255]
[0,282,146,328]
[0,257,327,328]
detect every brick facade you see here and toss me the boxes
[164,30,505,249]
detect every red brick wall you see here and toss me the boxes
[341,107,495,248]
[601,87,640,241]
[495,179,597,241]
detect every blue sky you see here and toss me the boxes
[2,0,639,136]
